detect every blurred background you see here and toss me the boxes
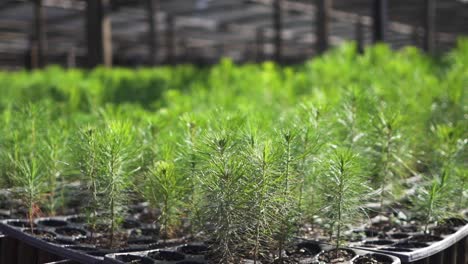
[0,0,467,70]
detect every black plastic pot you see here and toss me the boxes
[0,216,185,264]
[0,218,101,264]
[352,222,468,263]
[104,241,401,264]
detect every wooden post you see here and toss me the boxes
[146,0,159,65]
[423,0,436,54]
[412,26,420,47]
[355,16,364,54]
[86,0,112,67]
[273,0,282,62]
[316,0,332,54]
[165,15,175,65]
[33,0,46,68]
[67,46,76,68]
[256,28,264,62]
[372,0,387,43]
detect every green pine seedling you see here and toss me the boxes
[430,123,467,211]
[7,104,49,232]
[411,172,452,234]
[319,148,369,250]
[43,122,69,216]
[274,129,303,262]
[292,103,325,226]
[145,159,184,241]
[76,120,140,248]
[177,113,203,234]
[242,132,279,263]
[196,129,247,263]
[368,109,411,217]
[98,121,140,248]
[76,125,100,238]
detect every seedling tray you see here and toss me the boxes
[104,241,401,264]
[0,215,186,264]
[351,222,468,263]
[0,218,102,264]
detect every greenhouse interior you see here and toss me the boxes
[0,0,467,264]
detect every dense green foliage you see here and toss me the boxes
[0,40,467,260]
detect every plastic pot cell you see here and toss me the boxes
[104,242,401,264]
[0,217,102,264]
[0,215,178,264]
[352,220,468,263]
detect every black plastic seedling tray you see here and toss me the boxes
[351,223,468,263]
[0,215,183,264]
[104,242,401,264]
[0,218,101,264]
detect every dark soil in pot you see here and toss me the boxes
[122,218,142,229]
[147,250,185,261]
[389,233,409,240]
[408,234,442,243]
[23,228,57,241]
[393,241,428,249]
[442,217,467,227]
[380,247,413,252]
[129,228,160,238]
[78,231,130,249]
[354,253,393,264]
[317,248,356,263]
[37,219,69,227]
[55,227,87,238]
[116,254,155,264]
[363,240,394,247]
[7,219,37,228]
[430,226,456,236]
[178,244,209,255]
[67,215,86,224]
[293,241,322,256]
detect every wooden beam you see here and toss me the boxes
[165,15,175,65]
[423,0,436,54]
[86,0,112,67]
[256,28,264,62]
[273,0,282,62]
[33,0,47,68]
[67,46,76,68]
[355,16,364,53]
[146,0,159,65]
[372,0,388,43]
[316,0,332,54]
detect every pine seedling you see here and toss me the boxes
[6,104,49,231]
[335,89,372,150]
[292,103,325,226]
[76,125,100,237]
[196,129,247,263]
[430,123,467,211]
[274,129,303,262]
[8,152,47,231]
[176,113,203,234]
[76,121,140,248]
[241,132,279,263]
[411,173,452,234]
[319,148,369,250]
[368,109,411,217]
[97,121,140,248]
[43,122,69,216]
[144,158,185,240]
